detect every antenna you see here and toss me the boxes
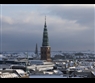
[44,15,47,27]
[45,15,46,22]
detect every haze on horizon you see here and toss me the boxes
[0,4,95,52]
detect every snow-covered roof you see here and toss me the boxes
[0,54,6,58]
[37,64,55,68]
[38,67,53,71]
[43,71,54,74]
[0,73,12,78]
[69,67,76,69]
[51,51,64,57]
[16,69,25,74]
[43,62,54,65]
[53,70,63,74]
[77,70,83,72]
[27,64,55,71]
[91,71,95,76]
[30,61,43,64]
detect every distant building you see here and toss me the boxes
[40,16,51,62]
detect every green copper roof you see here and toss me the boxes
[42,16,49,46]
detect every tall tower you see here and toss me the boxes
[40,16,51,62]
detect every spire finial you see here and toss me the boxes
[45,15,46,22]
[44,15,47,27]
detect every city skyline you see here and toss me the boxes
[0,4,94,52]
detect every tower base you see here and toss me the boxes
[47,58,52,62]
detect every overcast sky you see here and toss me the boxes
[0,4,95,52]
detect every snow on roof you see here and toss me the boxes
[38,67,53,71]
[50,51,64,57]
[37,64,55,68]
[69,67,76,69]
[43,71,54,74]
[11,73,19,78]
[30,60,43,62]
[53,70,63,74]
[0,73,12,78]
[16,69,25,74]
[18,55,26,58]
[27,64,54,71]
[91,71,95,76]
[43,62,54,65]
[27,55,33,58]
[70,61,74,63]
[77,66,91,69]
[0,72,19,78]
[0,54,6,58]
[77,70,83,72]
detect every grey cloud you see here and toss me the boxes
[48,22,94,51]
[47,6,94,28]
[0,20,43,52]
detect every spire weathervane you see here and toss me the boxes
[44,15,47,28]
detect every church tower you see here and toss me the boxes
[40,16,51,61]
[35,43,38,57]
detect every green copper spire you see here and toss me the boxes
[42,16,49,46]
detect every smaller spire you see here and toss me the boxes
[35,43,38,56]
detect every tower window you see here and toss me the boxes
[42,52,43,54]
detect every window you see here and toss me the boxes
[41,52,43,54]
